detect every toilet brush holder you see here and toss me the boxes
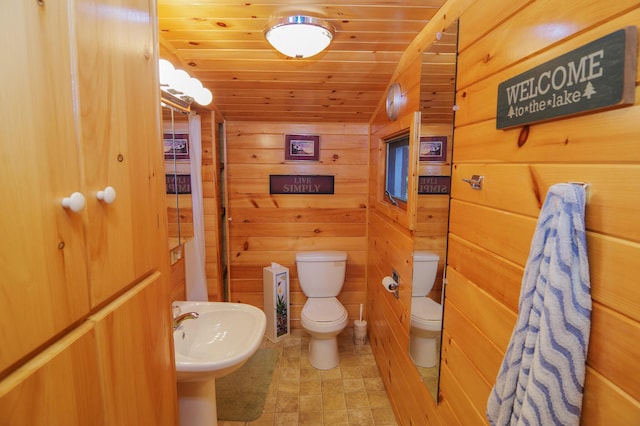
[353,320,368,345]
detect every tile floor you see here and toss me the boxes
[219,328,398,426]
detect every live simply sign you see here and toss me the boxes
[270,175,335,194]
[496,27,637,129]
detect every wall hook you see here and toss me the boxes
[462,175,483,190]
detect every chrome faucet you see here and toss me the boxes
[173,311,199,329]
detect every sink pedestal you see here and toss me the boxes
[172,301,267,426]
[177,379,217,426]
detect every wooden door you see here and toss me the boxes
[72,0,165,306]
[0,0,91,375]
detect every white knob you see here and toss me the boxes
[96,186,116,204]
[61,192,86,213]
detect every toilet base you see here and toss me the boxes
[410,330,439,368]
[308,336,339,370]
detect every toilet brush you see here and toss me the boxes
[354,304,367,345]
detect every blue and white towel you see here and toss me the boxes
[487,183,592,426]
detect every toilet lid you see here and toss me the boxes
[302,298,346,322]
[411,297,442,321]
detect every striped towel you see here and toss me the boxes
[487,183,592,426]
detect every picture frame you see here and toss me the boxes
[419,136,447,162]
[285,134,320,161]
[163,133,190,160]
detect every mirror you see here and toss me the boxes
[161,94,192,255]
[411,19,459,401]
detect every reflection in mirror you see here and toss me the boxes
[411,19,458,402]
[385,132,410,205]
[162,93,191,253]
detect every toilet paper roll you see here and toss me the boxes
[382,276,398,292]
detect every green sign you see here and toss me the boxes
[497,27,637,129]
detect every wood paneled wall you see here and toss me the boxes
[445,0,640,423]
[366,0,640,424]
[224,122,369,328]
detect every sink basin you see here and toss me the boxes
[172,301,266,382]
[172,301,267,426]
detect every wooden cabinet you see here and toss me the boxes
[74,0,164,307]
[1,0,91,376]
[92,273,175,425]
[0,323,104,425]
[0,0,176,424]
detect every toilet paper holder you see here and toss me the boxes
[382,276,399,299]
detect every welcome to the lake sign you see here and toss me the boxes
[496,27,637,129]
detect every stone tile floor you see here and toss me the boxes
[218,328,398,426]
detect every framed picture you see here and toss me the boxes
[285,134,320,161]
[164,133,190,160]
[419,136,447,162]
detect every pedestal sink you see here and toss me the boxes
[172,301,266,426]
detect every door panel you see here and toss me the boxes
[0,0,90,374]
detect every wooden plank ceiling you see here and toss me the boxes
[158,0,448,122]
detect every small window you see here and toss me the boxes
[385,133,410,206]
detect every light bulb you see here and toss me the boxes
[185,77,203,98]
[159,59,175,86]
[171,69,191,94]
[194,88,213,106]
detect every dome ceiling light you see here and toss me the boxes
[264,15,335,59]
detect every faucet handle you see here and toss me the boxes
[172,305,181,317]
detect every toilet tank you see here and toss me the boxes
[412,251,440,297]
[295,251,347,297]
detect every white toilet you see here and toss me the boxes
[296,251,349,370]
[410,251,443,368]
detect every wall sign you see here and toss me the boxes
[418,176,451,194]
[496,26,637,129]
[166,174,191,194]
[270,175,334,194]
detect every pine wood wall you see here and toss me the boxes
[445,0,640,423]
[224,122,369,328]
[366,0,640,424]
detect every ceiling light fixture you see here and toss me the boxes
[264,15,335,59]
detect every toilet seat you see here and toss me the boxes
[411,297,442,330]
[301,297,348,333]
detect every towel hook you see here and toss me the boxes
[462,175,483,190]
[567,181,589,189]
